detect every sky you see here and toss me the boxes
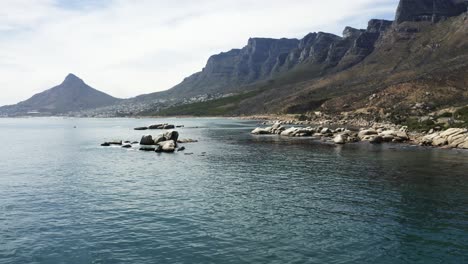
[0,0,399,106]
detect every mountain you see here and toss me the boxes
[138,0,468,119]
[132,38,300,102]
[131,20,393,108]
[0,74,120,116]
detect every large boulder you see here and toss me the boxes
[333,134,346,144]
[164,130,179,142]
[432,136,448,146]
[440,128,467,138]
[251,127,272,135]
[320,128,332,134]
[358,129,378,139]
[140,135,154,145]
[280,127,299,137]
[369,135,384,144]
[153,135,166,145]
[459,138,468,149]
[420,132,440,145]
[271,123,285,134]
[272,122,282,130]
[448,134,467,148]
[158,140,176,153]
[396,131,409,141]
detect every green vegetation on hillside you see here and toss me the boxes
[143,90,261,116]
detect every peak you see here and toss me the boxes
[65,73,81,81]
[62,73,84,84]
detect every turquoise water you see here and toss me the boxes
[0,118,467,264]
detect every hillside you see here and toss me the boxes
[0,74,120,116]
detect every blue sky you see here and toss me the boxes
[0,0,399,105]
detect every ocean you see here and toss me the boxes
[0,117,467,264]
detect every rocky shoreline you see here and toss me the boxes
[251,120,468,150]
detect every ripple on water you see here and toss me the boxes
[0,118,467,264]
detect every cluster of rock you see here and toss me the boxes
[251,123,410,145]
[100,140,138,147]
[134,123,183,130]
[101,130,198,153]
[419,128,468,149]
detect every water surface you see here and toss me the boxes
[0,118,467,264]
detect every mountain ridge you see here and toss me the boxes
[0,73,120,116]
[138,0,468,119]
[2,0,467,119]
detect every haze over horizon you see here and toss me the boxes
[0,0,398,106]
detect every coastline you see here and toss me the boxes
[2,114,467,151]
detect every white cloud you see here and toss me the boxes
[0,0,399,105]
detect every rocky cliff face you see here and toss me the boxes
[395,0,467,23]
[153,18,393,102]
[156,38,299,99]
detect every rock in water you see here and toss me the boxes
[164,131,179,142]
[358,129,378,139]
[369,136,383,144]
[177,139,198,143]
[140,135,154,145]
[134,127,148,131]
[153,135,166,145]
[321,128,332,134]
[177,146,186,152]
[122,144,132,148]
[160,140,176,153]
[139,147,156,151]
[101,142,111,147]
[251,127,272,135]
[163,124,175,129]
[148,124,164,129]
[333,134,346,144]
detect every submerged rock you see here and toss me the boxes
[177,139,199,143]
[177,146,186,152]
[148,124,164,129]
[139,147,156,151]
